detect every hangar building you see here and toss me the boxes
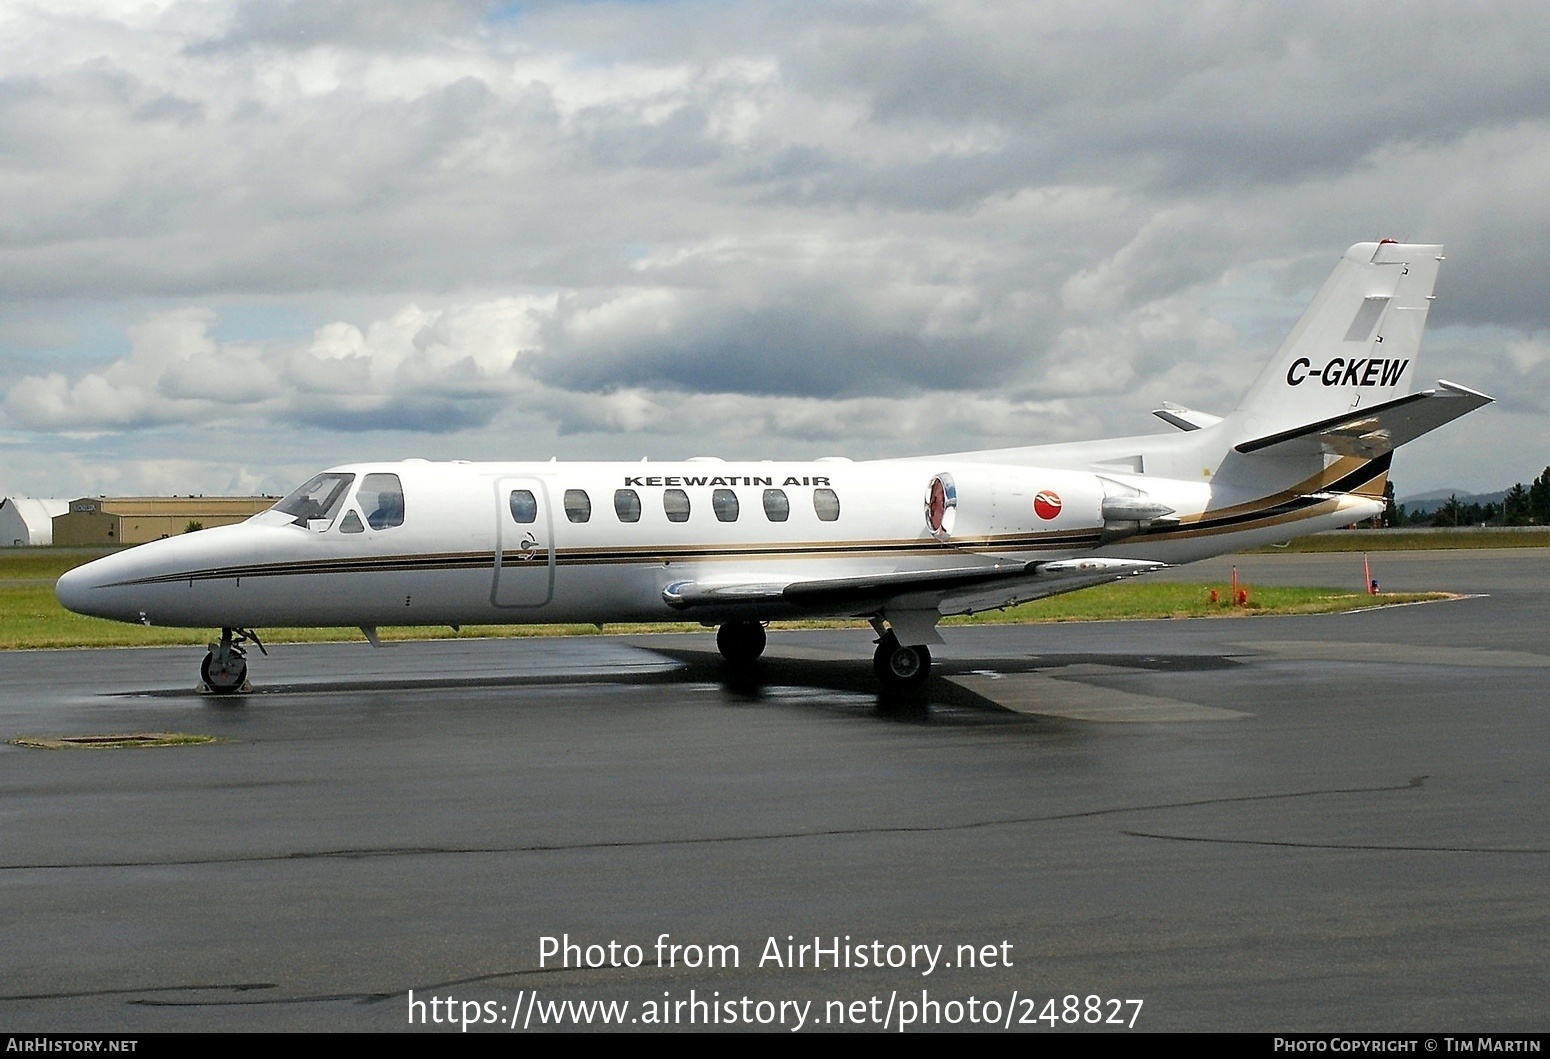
[0,498,71,546]
[53,497,278,547]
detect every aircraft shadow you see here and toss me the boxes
[124,642,1241,727]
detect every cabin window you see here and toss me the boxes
[509,489,537,524]
[813,488,841,522]
[763,488,789,522]
[275,472,355,527]
[564,488,592,524]
[358,473,405,529]
[339,510,365,533]
[663,488,691,523]
[712,488,739,522]
[614,489,641,523]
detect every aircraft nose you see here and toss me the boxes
[55,558,119,619]
[55,563,96,615]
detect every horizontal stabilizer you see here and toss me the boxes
[1152,403,1223,432]
[1233,381,1493,459]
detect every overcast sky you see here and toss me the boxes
[3,0,1548,499]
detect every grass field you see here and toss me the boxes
[0,547,1451,649]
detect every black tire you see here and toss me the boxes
[201,651,247,694]
[716,621,767,663]
[873,632,931,688]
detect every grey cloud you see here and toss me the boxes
[777,2,1550,191]
[284,395,505,433]
[0,0,1546,495]
[199,0,497,52]
[534,285,1039,399]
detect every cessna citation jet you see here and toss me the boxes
[57,241,1491,692]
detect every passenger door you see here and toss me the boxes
[492,477,554,607]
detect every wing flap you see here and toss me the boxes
[939,558,1167,615]
[663,557,1166,614]
[1234,381,1493,458]
[664,561,1035,610]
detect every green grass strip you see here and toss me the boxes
[0,577,1450,650]
[10,733,219,749]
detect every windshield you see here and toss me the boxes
[273,473,355,526]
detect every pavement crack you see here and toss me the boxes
[0,982,276,1002]
[1121,830,1550,854]
[0,778,1426,872]
[127,966,575,1008]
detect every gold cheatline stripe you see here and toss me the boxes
[115,467,1382,587]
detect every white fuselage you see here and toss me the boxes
[56,450,1382,631]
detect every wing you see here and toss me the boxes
[662,557,1166,619]
[1234,380,1493,459]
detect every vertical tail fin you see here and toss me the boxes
[1226,241,1442,445]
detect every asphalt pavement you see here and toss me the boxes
[1,549,1546,1032]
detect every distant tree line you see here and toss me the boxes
[1376,466,1550,527]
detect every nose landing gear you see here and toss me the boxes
[201,627,266,694]
[716,620,767,664]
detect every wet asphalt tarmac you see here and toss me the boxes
[1,549,1546,1032]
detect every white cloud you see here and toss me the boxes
[1,0,1547,495]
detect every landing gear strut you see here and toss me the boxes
[201,627,265,694]
[873,630,932,689]
[716,620,767,664]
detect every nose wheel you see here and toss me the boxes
[200,627,265,694]
[716,620,767,664]
[873,631,931,689]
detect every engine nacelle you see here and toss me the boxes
[922,466,1185,546]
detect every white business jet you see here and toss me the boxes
[57,241,1491,692]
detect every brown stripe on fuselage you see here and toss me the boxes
[110,460,1381,588]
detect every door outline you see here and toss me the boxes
[492,477,555,607]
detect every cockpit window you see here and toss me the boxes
[339,510,365,533]
[274,473,355,527]
[358,473,406,529]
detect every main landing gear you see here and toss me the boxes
[717,618,933,689]
[716,620,767,664]
[201,627,266,695]
[872,630,932,689]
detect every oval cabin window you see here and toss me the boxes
[509,490,537,524]
[663,489,691,523]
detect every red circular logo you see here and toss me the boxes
[1033,490,1062,520]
